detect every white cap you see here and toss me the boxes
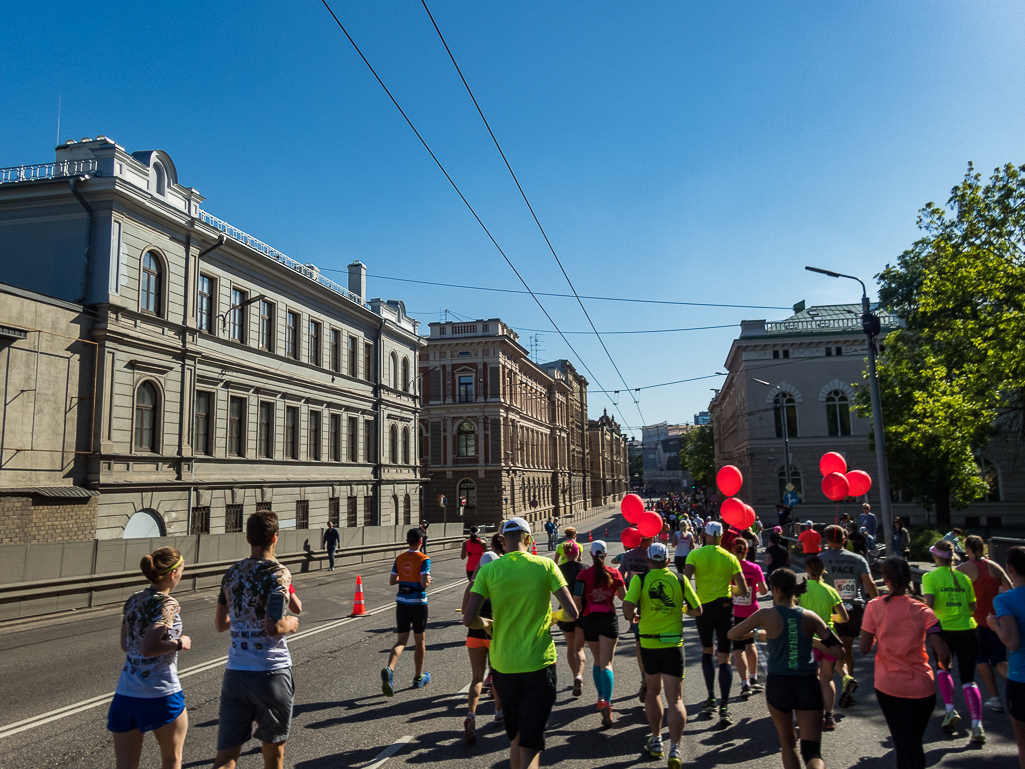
[647,543,669,561]
[705,521,723,537]
[590,540,607,556]
[478,551,501,567]
[804,520,813,527]
[502,517,531,535]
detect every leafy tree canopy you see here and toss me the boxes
[679,422,715,490]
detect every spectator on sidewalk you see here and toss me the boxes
[323,521,340,571]
[858,504,877,540]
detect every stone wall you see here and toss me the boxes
[0,494,97,545]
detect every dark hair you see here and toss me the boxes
[491,533,506,555]
[733,539,748,556]
[469,529,480,543]
[769,568,807,598]
[593,552,612,587]
[140,546,182,583]
[407,528,424,545]
[881,557,911,596]
[1007,546,1025,578]
[247,510,279,547]
[769,532,781,545]
[805,555,824,579]
[964,535,985,556]
[824,525,846,545]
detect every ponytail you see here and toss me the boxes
[593,553,612,587]
[140,546,182,583]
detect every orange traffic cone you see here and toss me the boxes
[588,530,593,542]
[531,541,538,555]
[605,527,609,537]
[350,575,367,617]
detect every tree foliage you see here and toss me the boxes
[858,162,1025,524]
[679,422,715,490]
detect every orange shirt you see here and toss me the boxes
[862,595,939,699]
[799,529,822,555]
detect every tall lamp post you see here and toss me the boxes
[805,266,894,555]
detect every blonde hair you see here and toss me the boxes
[140,546,182,583]
[564,527,577,539]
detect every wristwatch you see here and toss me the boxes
[175,639,183,651]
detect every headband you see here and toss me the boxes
[929,545,952,559]
[158,555,184,575]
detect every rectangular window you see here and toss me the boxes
[191,506,211,535]
[364,419,376,463]
[194,391,212,455]
[285,311,299,360]
[348,337,357,377]
[285,406,299,459]
[347,497,357,527]
[198,275,214,332]
[309,320,322,366]
[228,396,246,456]
[328,497,340,527]
[296,500,309,530]
[363,496,375,526]
[825,347,832,356]
[258,402,274,458]
[772,349,779,359]
[364,342,374,381]
[256,501,272,512]
[224,504,243,534]
[330,413,342,462]
[258,300,275,352]
[348,417,358,462]
[330,329,341,373]
[835,347,842,356]
[230,288,247,343]
[309,410,322,460]
[458,375,474,403]
[783,349,790,359]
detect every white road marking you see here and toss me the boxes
[0,581,465,740]
[361,735,412,769]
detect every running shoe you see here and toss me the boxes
[740,683,752,698]
[702,696,717,716]
[638,677,647,703]
[837,676,859,708]
[667,744,682,769]
[572,678,583,698]
[463,715,477,744]
[719,706,733,726]
[381,667,394,697]
[413,672,432,689]
[645,736,664,759]
[600,701,614,728]
[984,696,1004,713]
[750,677,764,692]
[823,713,836,731]
[493,710,505,725]
[970,724,986,744]
[941,709,962,732]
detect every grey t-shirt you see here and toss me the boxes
[818,548,871,606]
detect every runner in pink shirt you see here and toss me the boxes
[731,538,768,696]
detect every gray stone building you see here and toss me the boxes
[544,359,590,517]
[0,136,422,541]
[588,410,629,506]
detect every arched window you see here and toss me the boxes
[402,427,410,464]
[141,252,162,315]
[980,460,1001,502]
[390,353,399,389]
[392,494,399,525]
[826,390,851,436]
[153,163,166,196]
[773,393,798,438]
[457,421,476,457]
[134,381,159,452]
[403,494,411,525]
[123,509,165,538]
[459,479,477,512]
[402,358,410,393]
[390,424,398,464]
[777,467,802,503]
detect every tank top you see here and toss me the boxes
[767,605,816,675]
[972,558,1001,626]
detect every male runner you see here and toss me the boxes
[382,528,432,695]
[615,533,656,701]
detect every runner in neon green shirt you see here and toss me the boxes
[801,556,850,729]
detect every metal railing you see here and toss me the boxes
[765,315,903,335]
[196,209,366,309]
[0,159,98,185]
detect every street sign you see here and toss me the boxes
[437,494,447,508]
[785,483,795,492]
[783,491,799,507]
[530,499,538,509]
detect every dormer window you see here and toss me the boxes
[153,162,166,196]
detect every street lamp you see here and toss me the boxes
[752,378,793,500]
[805,266,894,555]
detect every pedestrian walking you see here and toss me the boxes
[623,542,701,768]
[213,510,300,769]
[323,521,340,571]
[555,540,587,698]
[987,546,1025,769]
[107,547,190,769]
[861,557,951,769]
[382,528,433,695]
[959,535,1012,713]
[464,517,578,769]
[418,521,430,554]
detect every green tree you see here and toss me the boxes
[858,162,1025,525]
[679,422,715,490]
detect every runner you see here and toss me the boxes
[464,518,578,769]
[861,557,951,769]
[800,556,848,731]
[623,542,701,768]
[958,534,1012,713]
[731,538,768,698]
[763,532,792,577]
[107,547,190,769]
[213,510,300,769]
[462,527,487,582]
[728,568,843,769]
[556,539,587,698]
[615,532,656,702]
[683,521,748,725]
[575,540,627,727]
[671,522,695,574]
[798,522,822,556]
[988,546,1025,769]
[461,548,504,744]
[382,528,433,695]
[922,538,984,743]
[555,527,579,565]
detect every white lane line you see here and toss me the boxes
[0,581,465,740]
[448,682,472,700]
[361,736,412,769]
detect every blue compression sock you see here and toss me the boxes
[600,668,615,702]
[592,665,602,696]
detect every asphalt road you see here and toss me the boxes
[0,510,1019,768]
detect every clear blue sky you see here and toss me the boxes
[3,2,1023,438]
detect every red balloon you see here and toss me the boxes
[819,452,847,476]
[846,470,872,497]
[822,472,850,502]
[637,511,664,538]
[621,494,645,524]
[721,497,746,528]
[621,526,642,550]
[717,465,744,497]
[737,506,756,531]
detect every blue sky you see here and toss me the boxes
[3,2,1023,438]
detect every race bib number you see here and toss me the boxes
[733,593,753,607]
[834,578,857,600]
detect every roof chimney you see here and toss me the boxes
[347,261,366,300]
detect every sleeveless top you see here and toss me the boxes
[767,605,816,676]
[973,558,1001,627]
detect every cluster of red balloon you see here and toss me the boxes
[716,465,756,531]
[818,452,873,502]
[620,493,663,550]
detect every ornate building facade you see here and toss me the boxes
[588,409,629,507]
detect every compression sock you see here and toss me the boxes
[938,670,955,710]
[718,662,733,704]
[964,683,982,726]
[600,668,615,703]
[592,665,602,698]
[701,653,715,698]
